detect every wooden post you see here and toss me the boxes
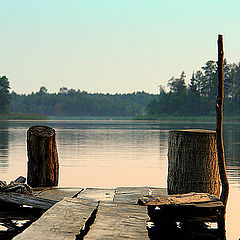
[216,34,229,207]
[27,126,59,187]
[167,129,221,196]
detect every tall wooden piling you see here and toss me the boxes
[167,129,221,196]
[216,34,229,207]
[27,126,59,187]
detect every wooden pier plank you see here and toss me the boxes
[138,192,222,206]
[14,198,98,240]
[0,192,57,210]
[0,208,40,221]
[114,187,149,204]
[78,188,115,201]
[149,187,167,196]
[35,187,83,201]
[85,201,149,240]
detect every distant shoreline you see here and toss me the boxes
[1,114,239,123]
[133,115,240,123]
[0,113,48,120]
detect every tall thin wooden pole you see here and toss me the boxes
[216,34,229,208]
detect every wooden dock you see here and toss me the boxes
[0,186,225,240]
[139,192,225,240]
[8,186,166,240]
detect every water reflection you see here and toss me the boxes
[224,124,240,188]
[0,120,239,239]
[0,120,239,188]
[56,125,167,187]
[0,121,9,173]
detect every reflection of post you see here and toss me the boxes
[216,34,229,208]
[27,126,59,187]
[0,121,9,172]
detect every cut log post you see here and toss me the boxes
[27,126,59,187]
[167,129,221,196]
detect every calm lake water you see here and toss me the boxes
[0,120,239,239]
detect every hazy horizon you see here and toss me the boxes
[11,86,158,95]
[1,0,240,95]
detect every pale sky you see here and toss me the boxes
[1,0,240,94]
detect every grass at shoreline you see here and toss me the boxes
[48,116,133,120]
[0,113,48,120]
[1,113,239,123]
[133,115,240,123]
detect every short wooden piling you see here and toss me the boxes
[167,129,221,196]
[27,126,59,187]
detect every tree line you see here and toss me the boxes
[147,60,240,116]
[1,59,240,118]
[0,76,11,113]
[9,87,156,117]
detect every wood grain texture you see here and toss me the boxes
[77,188,115,201]
[138,192,222,207]
[14,198,98,240]
[0,207,41,221]
[11,187,162,239]
[149,187,167,196]
[167,129,221,196]
[114,187,149,204]
[27,125,59,187]
[35,187,83,201]
[216,34,229,208]
[85,201,149,240]
[0,191,57,210]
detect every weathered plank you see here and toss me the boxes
[140,191,225,239]
[114,187,149,204]
[138,192,222,206]
[33,187,52,195]
[35,187,83,201]
[85,201,149,240]
[0,208,40,220]
[0,192,57,210]
[78,188,115,201]
[14,198,98,240]
[11,176,26,184]
[149,187,167,196]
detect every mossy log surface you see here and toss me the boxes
[167,129,220,196]
[27,126,59,187]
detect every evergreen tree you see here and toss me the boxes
[146,59,240,117]
[167,71,187,96]
[201,60,217,98]
[0,76,11,113]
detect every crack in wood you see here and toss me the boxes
[75,201,100,240]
